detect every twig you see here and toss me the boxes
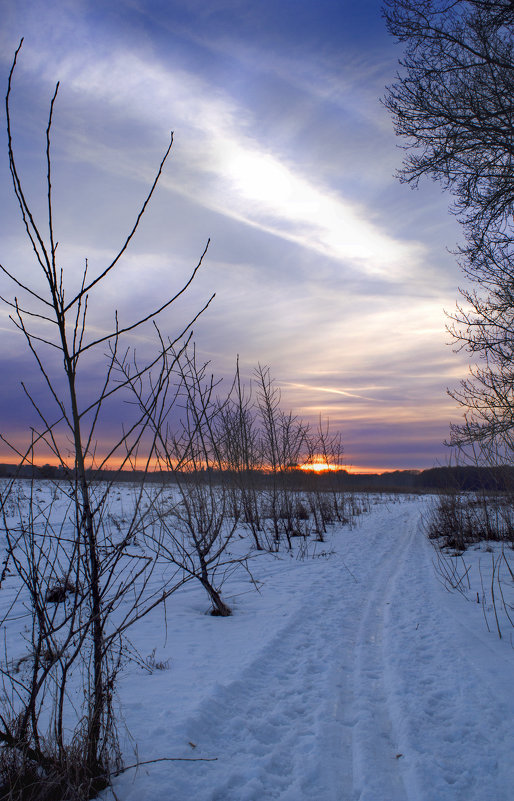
[478,558,491,633]
[112,755,218,776]
[491,551,502,639]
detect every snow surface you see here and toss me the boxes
[1,486,513,800]
[107,495,514,801]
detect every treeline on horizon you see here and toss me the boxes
[2,462,514,493]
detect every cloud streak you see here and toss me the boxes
[18,41,426,284]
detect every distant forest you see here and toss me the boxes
[1,463,513,493]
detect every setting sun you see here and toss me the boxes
[300,459,340,473]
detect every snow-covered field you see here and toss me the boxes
[110,494,513,801]
[2,487,513,800]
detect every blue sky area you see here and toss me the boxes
[0,0,468,471]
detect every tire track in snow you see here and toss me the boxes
[173,503,423,801]
[349,506,416,801]
[181,561,354,801]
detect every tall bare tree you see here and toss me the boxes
[0,41,210,798]
[383,0,514,458]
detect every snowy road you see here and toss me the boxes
[115,498,514,801]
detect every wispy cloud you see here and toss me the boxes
[11,40,425,282]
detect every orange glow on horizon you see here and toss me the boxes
[0,452,420,477]
[345,465,420,475]
[0,454,171,472]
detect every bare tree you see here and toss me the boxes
[304,417,347,538]
[215,359,265,550]
[383,0,514,457]
[0,42,210,798]
[255,365,310,549]
[120,342,247,616]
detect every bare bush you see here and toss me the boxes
[427,490,514,550]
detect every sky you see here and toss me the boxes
[0,0,470,472]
